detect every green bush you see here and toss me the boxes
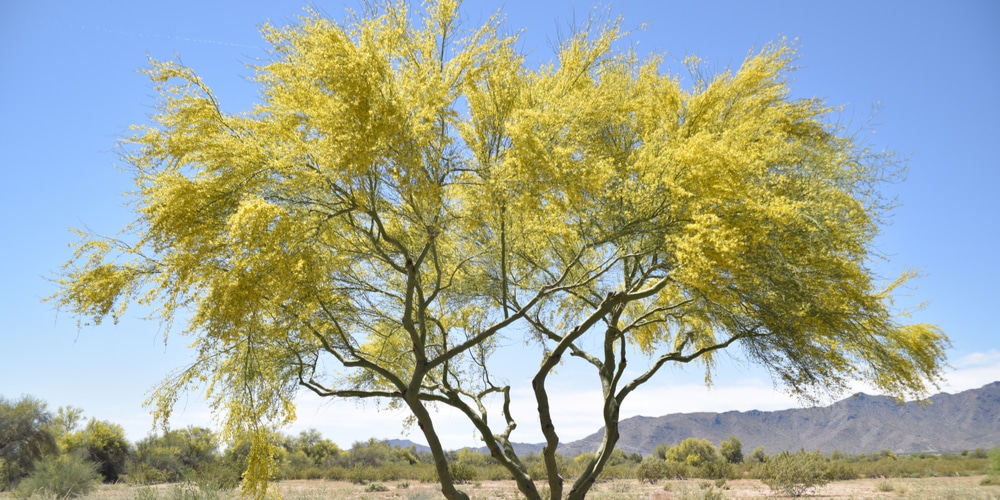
[747,445,767,464]
[636,457,670,483]
[0,395,58,490]
[719,436,743,464]
[665,438,718,468]
[448,461,476,483]
[990,447,1000,474]
[62,419,132,483]
[14,454,100,499]
[662,460,689,479]
[757,450,829,497]
[824,459,857,480]
[697,458,732,480]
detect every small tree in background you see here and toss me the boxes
[720,436,743,464]
[0,395,57,490]
[62,418,132,483]
[748,446,768,464]
[665,438,718,468]
[131,426,222,483]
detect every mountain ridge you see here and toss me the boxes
[556,381,1000,457]
[385,382,1000,457]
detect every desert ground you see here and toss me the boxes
[11,476,997,500]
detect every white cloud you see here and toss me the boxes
[940,349,1000,393]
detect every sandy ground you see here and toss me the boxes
[9,475,999,499]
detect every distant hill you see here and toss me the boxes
[384,382,1000,457]
[556,381,1000,457]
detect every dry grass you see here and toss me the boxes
[4,476,1000,499]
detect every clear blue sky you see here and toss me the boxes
[2,1,998,450]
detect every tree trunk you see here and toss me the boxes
[405,397,470,500]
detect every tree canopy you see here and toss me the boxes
[51,1,948,498]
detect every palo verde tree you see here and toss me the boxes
[50,1,949,498]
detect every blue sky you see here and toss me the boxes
[2,1,998,450]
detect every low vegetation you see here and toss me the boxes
[2,394,998,498]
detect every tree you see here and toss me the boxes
[720,436,743,464]
[62,418,132,482]
[132,426,221,482]
[286,429,340,467]
[0,395,57,490]
[49,1,949,498]
[664,438,718,468]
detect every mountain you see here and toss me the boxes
[556,381,1000,457]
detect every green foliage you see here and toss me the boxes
[62,418,132,482]
[990,447,1000,474]
[14,454,100,499]
[50,1,951,497]
[284,429,340,467]
[747,445,768,463]
[48,406,84,448]
[719,436,743,464]
[824,459,857,481]
[758,450,829,497]
[636,456,670,483]
[131,426,222,484]
[697,457,732,480]
[448,462,476,484]
[0,395,57,490]
[665,438,719,468]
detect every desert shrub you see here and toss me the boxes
[283,429,341,467]
[876,479,894,492]
[365,481,389,492]
[477,464,512,481]
[990,447,1000,474]
[324,465,347,480]
[0,395,58,490]
[14,454,100,499]
[131,426,222,484]
[347,464,385,484]
[599,463,636,480]
[62,418,132,482]
[163,482,224,500]
[747,445,767,463]
[662,460,689,479]
[665,438,718,468]
[192,459,241,491]
[758,450,829,497]
[719,436,743,464]
[697,458,732,480]
[448,461,476,483]
[636,457,670,483]
[824,459,857,480]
